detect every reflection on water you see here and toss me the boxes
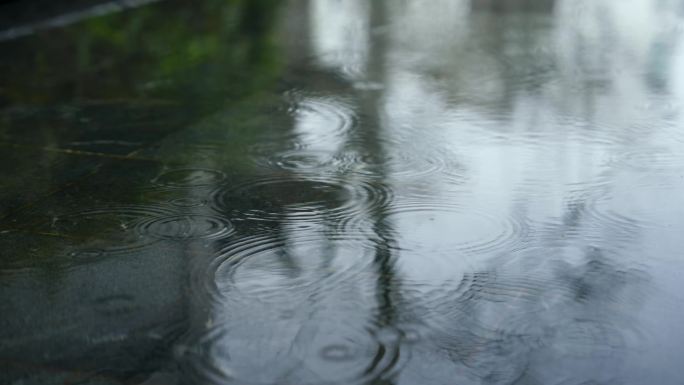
[2,0,684,384]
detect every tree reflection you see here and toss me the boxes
[0,1,285,383]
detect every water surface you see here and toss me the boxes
[2,0,684,384]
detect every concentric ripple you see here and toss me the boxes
[290,97,355,148]
[409,245,647,343]
[208,234,380,304]
[549,188,653,244]
[292,321,403,384]
[333,146,466,184]
[152,168,226,188]
[256,149,366,174]
[181,320,402,385]
[138,214,235,240]
[168,197,208,208]
[188,229,405,384]
[212,176,392,231]
[258,146,466,189]
[380,150,465,183]
[384,200,528,256]
[258,149,339,172]
[47,206,235,255]
[393,244,648,385]
[250,95,356,155]
[49,205,175,253]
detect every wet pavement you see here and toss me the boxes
[2,0,684,384]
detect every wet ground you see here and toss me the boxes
[2,0,684,384]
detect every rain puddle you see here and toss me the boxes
[2,0,684,384]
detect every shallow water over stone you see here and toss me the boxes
[2,0,684,384]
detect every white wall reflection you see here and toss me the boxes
[309,0,370,80]
[291,95,354,154]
